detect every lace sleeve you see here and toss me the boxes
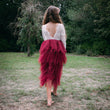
[60,24,66,49]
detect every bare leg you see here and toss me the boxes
[53,87,58,96]
[46,79,54,106]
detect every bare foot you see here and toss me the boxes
[47,100,54,106]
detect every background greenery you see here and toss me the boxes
[0,0,110,56]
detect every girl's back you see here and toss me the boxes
[42,22,66,49]
[45,22,59,37]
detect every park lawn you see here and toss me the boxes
[0,52,110,110]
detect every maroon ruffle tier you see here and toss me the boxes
[38,39,67,89]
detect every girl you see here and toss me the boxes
[38,5,67,106]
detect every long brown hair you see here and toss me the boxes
[42,6,63,25]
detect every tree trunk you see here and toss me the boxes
[27,45,30,57]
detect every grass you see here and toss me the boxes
[0,52,110,110]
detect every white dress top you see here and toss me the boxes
[42,23,66,49]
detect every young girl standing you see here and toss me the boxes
[38,5,67,106]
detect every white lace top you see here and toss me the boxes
[42,23,66,49]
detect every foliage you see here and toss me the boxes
[62,0,110,55]
[11,0,42,56]
[0,0,23,52]
[1,0,110,56]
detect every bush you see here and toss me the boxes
[93,40,109,55]
[76,45,86,54]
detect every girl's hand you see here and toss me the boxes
[57,8,60,14]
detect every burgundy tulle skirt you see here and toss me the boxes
[38,39,67,90]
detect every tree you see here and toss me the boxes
[12,0,42,56]
[60,0,110,55]
[3,0,110,55]
[93,0,110,55]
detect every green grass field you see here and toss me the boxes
[0,52,110,110]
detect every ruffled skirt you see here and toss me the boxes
[38,39,67,89]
